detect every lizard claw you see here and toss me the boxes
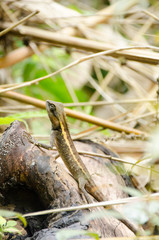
[22,131,40,150]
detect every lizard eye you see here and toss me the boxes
[50,104,58,118]
[50,105,56,112]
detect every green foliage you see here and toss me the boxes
[0,216,20,239]
[0,210,27,239]
[0,210,27,227]
[13,37,24,48]
[0,117,25,126]
[67,4,84,14]
[0,116,28,130]
[9,110,47,120]
[22,61,72,102]
[12,48,90,104]
[56,229,99,240]
[0,111,46,132]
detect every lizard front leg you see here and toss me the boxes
[23,131,59,158]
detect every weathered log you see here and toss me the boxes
[0,120,135,239]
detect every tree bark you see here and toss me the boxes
[0,120,135,239]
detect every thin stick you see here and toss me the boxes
[21,192,159,218]
[143,9,159,22]
[0,10,39,37]
[78,151,159,173]
[0,45,158,94]
[0,91,147,135]
[64,98,156,107]
[121,111,156,124]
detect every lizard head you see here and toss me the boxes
[46,100,64,130]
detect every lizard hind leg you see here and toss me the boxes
[78,176,94,204]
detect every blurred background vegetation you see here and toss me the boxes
[2,0,159,237]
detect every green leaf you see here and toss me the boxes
[0,210,27,227]
[23,61,37,82]
[0,217,6,226]
[6,220,17,228]
[16,214,27,227]
[38,75,72,102]
[3,227,21,234]
[0,232,3,240]
[0,210,17,218]
[9,110,47,120]
[0,117,21,125]
[0,118,28,130]
[68,4,84,13]
[85,232,99,240]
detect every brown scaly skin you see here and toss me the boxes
[46,100,142,234]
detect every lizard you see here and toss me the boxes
[45,100,141,234]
